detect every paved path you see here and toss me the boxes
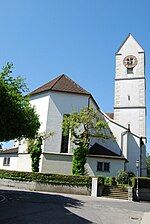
[141,212,150,224]
[0,185,150,224]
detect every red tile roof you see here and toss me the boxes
[31,74,90,96]
[106,113,114,119]
[0,147,18,154]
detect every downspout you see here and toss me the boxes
[140,137,144,177]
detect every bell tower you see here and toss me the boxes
[114,34,147,175]
[114,34,146,140]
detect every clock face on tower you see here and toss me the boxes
[123,55,138,68]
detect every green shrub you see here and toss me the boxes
[0,169,104,187]
[104,177,112,185]
[117,171,135,184]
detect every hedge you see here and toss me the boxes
[0,170,104,187]
[131,177,150,188]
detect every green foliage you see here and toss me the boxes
[29,137,42,172]
[62,107,113,175]
[0,63,40,141]
[72,142,88,175]
[62,107,112,146]
[104,177,112,185]
[117,170,135,184]
[0,169,105,187]
[28,132,54,172]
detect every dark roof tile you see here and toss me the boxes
[106,113,114,119]
[31,74,90,96]
[0,147,18,154]
[88,143,119,156]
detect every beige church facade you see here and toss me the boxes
[0,34,147,177]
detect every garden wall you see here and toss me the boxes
[0,178,91,195]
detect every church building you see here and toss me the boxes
[0,34,147,177]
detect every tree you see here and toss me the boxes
[62,107,113,175]
[0,63,40,142]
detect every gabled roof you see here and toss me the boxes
[31,74,90,96]
[0,147,18,154]
[88,143,119,157]
[116,33,144,54]
[88,143,127,160]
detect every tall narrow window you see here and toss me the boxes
[61,114,69,153]
[97,162,103,171]
[104,162,110,172]
[3,157,10,166]
[128,95,130,101]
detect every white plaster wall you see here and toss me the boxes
[0,155,18,170]
[41,153,72,174]
[102,113,141,174]
[114,79,145,108]
[114,109,145,137]
[126,133,140,173]
[18,92,50,153]
[44,92,89,153]
[40,152,125,177]
[86,156,125,177]
[30,92,50,133]
[99,113,126,155]
[16,154,32,172]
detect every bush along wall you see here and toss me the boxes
[0,169,104,188]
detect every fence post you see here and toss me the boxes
[128,186,133,201]
[91,177,98,197]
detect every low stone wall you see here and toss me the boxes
[139,188,150,201]
[0,178,91,195]
[132,188,150,201]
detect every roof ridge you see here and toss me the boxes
[50,74,65,89]
[31,74,90,96]
[116,33,144,54]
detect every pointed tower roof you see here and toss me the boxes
[31,74,90,96]
[116,33,144,54]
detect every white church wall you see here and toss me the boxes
[30,92,50,133]
[114,109,145,137]
[43,91,89,153]
[126,133,140,174]
[16,154,32,172]
[98,113,126,155]
[18,92,50,154]
[41,153,72,174]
